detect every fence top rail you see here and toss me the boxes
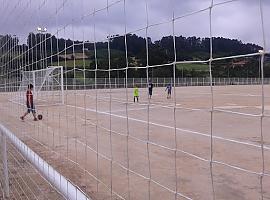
[0,124,91,200]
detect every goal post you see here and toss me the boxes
[13,66,64,106]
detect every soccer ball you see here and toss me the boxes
[38,114,43,120]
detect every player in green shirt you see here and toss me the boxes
[133,85,139,102]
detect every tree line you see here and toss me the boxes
[1,33,268,78]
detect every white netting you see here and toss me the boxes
[13,66,64,106]
[0,0,270,200]
[0,129,66,200]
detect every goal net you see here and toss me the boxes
[0,0,269,199]
[13,66,64,106]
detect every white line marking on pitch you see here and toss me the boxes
[221,93,260,97]
[226,103,237,106]
[107,105,160,113]
[66,104,270,151]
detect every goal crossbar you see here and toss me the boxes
[12,66,64,106]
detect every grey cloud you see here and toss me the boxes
[0,0,269,50]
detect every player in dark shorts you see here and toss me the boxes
[165,83,172,99]
[20,84,38,121]
[148,81,153,99]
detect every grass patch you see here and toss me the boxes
[52,59,92,69]
[177,63,209,71]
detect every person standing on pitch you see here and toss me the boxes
[165,83,172,99]
[148,80,153,99]
[133,85,139,103]
[20,84,38,121]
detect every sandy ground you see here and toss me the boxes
[1,85,270,200]
[0,137,65,200]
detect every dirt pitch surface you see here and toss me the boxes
[1,85,270,200]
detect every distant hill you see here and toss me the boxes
[1,33,268,78]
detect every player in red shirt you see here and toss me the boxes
[20,84,38,121]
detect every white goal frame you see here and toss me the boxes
[14,66,64,106]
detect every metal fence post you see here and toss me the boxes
[1,131,10,198]
[163,77,165,87]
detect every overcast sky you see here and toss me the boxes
[0,0,269,50]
